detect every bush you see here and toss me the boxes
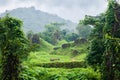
[62,43,71,49]
[33,61,86,68]
[20,67,101,80]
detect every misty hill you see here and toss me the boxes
[0,7,77,33]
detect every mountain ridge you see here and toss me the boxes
[0,7,77,33]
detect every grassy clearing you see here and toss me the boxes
[23,51,87,67]
[24,52,71,64]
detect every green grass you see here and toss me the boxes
[23,52,73,66]
[23,52,87,68]
[73,53,87,61]
[57,40,68,47]
[39,38,54,52]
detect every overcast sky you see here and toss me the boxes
[0,0,109,23]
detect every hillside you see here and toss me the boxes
[0,7,77,33]
[23,38,89,67]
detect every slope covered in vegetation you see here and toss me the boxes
[23,38,89,67]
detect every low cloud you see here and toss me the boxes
[0,0,11,6]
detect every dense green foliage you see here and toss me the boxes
[81,0,120,80]
[40,22,80,44]
[33,61,85,68]
[102,0,120,79]
[81,14,105,66]
[20,67,100,80]
[65,33,79,42]
[20,32,98,79]
[0,14,29,80]
[40,23,62,45]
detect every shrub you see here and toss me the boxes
[33,61,86,68]
[20,67,101,80]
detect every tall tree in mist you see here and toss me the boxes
[0,14,29,80]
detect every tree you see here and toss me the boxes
[102,0,120,79]
[31,34,40,44]
[81,14,105,66]
[82,1,120,79]
[41,22,63,45]
[76,24,92,39]
[65,33,79,42]
[0,14,29,80]
[60,29,68,38]
[27,32,41,51]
